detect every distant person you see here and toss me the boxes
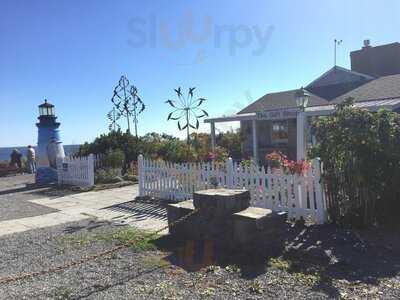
[10,149,22,172]
[27,145,36,173]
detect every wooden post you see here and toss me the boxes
[296,111,306,161]
[252,119,258,162]
[56,157,63,186]
[88,154,95,186]
[313,158,327,224]
[210,121,216,151]
[138,154,144,196]
[226,157,234,188]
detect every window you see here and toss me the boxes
[271,120,288,143]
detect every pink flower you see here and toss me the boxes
[205,151,215,162]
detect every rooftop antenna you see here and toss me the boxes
[334,39,343,66]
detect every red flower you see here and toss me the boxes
[265,150,310,175]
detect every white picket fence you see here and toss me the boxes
[138,154,327,224]
[57,154,95,187]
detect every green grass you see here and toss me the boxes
[268,257,291,270]
[142,255,170,269]
[63,227,159,252]
[100,228,159,252]
[267,256,324,285]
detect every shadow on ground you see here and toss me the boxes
[0,183,49,196]
[102,198,168,221]
[0,182,86,200]
[89,198,400,298]
[63,219,114,234]
[153,223,400,298]
[26,184,86,199]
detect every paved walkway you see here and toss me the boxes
[0,178,168,237]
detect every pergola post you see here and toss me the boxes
[252,119,258,162]
[296,111,306,161]
[210,121,216,151]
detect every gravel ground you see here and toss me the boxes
[0,174,35,192]
[0,219,399,299]
[0,174,59,221]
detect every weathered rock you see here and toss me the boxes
[193,189,250,216]
[167,200,195,237]
[167,200,232,241]
[166,189,287,251]
[232,207,287,245]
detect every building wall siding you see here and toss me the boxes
[240,119,297,161]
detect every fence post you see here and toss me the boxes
[56,157,63,186]
[138,154,144,196]
[313,158,327,224]
[88,154,95,186]
[226,157,234,189]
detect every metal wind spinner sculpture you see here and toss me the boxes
[111,75,145,136]
[165,87,208,144]
[107,107,121,132]
[129,85,145,137]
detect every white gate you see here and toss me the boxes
[138,154,327,224]
[57,154,95,187]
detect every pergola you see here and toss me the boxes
[205,98,400,162]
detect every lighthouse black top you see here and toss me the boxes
[37,99,59,126]
[38,99,55,117]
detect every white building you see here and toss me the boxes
[206,41,400,162]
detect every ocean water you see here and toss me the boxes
[0,145,80,161]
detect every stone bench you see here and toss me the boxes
[167,200,196,237]
[232,207,287,245]
[193,189,250,216]
[166,189,287,249]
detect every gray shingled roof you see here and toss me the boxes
[332,74,400,103]
[305,66,374,100]
[306,66,374,88]
[238,89,329,114]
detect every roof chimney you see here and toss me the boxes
[351,41,400,77]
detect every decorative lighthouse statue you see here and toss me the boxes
[36,99,65,185]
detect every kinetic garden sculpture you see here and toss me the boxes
[129,85,145,137]
[107,107,121,132]
[165,87,208,144]
[110,75,145,136]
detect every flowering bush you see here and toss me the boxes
[282,159,310,175]
[204,146,228,163]
[205,151,215,161]
[265,151,283,168]
[265,150,310,175]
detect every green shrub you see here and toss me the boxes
[103,149,125,169]
[310,98,400,227]
[95,168,123,184]
[122,174,138,182]
[79,130,242,166]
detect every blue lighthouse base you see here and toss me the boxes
[36,167,58,185]
[35,113,64,186]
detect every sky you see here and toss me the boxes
[1,0,400,147]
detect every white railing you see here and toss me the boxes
[138,154,327,224]
[57,154,95,187]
